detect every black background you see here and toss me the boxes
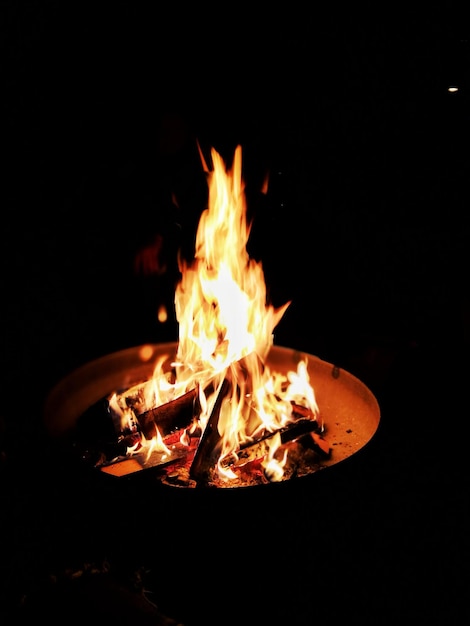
[1,3,469,624]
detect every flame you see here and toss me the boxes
[262,433,288,482]
[113,144,320,485]
[170,145,318,483]
[175,146,289,379]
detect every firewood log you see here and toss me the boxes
[137,388,198,438]
[189,378,230,483]
[220,417,322,469]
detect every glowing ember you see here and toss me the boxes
[102,145,326,487]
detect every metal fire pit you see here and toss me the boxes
[44,342,380,486]
[41,341,382,626]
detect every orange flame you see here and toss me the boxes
[175,146,290,378]
[117,145,320,484]
[169,145,318,482]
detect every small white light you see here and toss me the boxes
[448,86,459,92]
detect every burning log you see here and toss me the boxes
[73,359,332,484]
[220,416,325,470]
[75,430,141,468]
[99,444,189,477]
[284,403,331,458]
[189,378,230,483]
[309,431,331,457]
[188,361,330,486]
[74,387,199,472]
[189,353,266,483]
[136,387,198,439]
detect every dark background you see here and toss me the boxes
[1,3,469,625]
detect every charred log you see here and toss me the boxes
[189,378,230,484]
[136,388,198,439]
[220,417,324,469]
[72,352,332,485]
[188,354,265,484]
[73,388,199,472]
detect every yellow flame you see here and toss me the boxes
[169,145,307,482]
[117,145,320,484]
[175,146,289,383]
[144,427,171,461]
[262,433,287,482]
